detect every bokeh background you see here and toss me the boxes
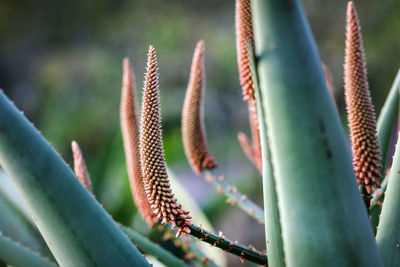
[0,0,399,266]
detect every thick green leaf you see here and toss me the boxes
[248,41,284,266]
[252,1,382,266]
[377,68,400,171]
[371,68,400,233]
[0,91,149,266]
[0,232,57,267]
[376,132,400,266]
[0,189,44,253]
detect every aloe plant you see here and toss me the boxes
[0,1,399,266]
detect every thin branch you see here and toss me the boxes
[204,169,264,223]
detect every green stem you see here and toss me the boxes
[150,224,219,267]
[187,225,267,265]
[204,169,264,223]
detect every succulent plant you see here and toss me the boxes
[0,0,400,266]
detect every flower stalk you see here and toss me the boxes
[204,169,264,223]
[187,225,267,265]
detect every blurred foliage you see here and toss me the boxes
[0,1,399,265]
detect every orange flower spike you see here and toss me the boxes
[120,58,157,227]
[71,141,93,193]
[140,46,191,234]
[235,0,255,101]
[235,0,262,173]
[182,40,218,174]
[344,2,382,194]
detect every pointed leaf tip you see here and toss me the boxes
[182,41,218,174]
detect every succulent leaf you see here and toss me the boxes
[0,91,150,266]
[247,32,285,266]
[252,0,382,265]
[371,69,400,233]
[376,132,400,266]
[0,232,57,267]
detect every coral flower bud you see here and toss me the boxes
[182,40,217,174]
[71,141,93,193]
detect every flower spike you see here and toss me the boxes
[344,1,382,196]
[71,141,93,193]
[235,0,262,173]
[120,57,157,227]
[182,40,218,174]
[235,0,255,101]
[140,46,191,235]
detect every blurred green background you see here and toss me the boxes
[0,0,399,265]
